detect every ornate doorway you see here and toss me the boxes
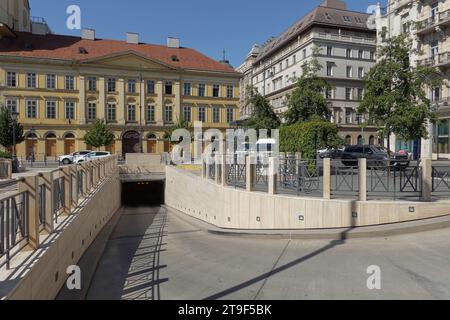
[122,131,141,156]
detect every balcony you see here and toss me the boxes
[417,52,450,69]
[416,10,450,36]
[393,0,414,11]
[437,97,450,117]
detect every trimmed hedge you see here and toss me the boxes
[0,151,12,159]
[280,120,344,159]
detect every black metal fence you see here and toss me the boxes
[0,192,29,269]
[432,163,450,198]
[279,157,323,197]
[367,161,422,200]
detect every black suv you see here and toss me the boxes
[341,145,410,167]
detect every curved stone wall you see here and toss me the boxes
[165,166,450,230]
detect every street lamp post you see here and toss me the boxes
[11,111,19,173]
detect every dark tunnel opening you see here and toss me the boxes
[121,181,165,207]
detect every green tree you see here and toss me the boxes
[284,47,332,124]
[358,34,443,152]
[244,86,281,131]
[83,119,115,150]
[280,117,344,159]
[0,106,24,151]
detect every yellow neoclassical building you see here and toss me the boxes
[0,28,241,159]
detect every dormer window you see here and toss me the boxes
[343,16,352,22]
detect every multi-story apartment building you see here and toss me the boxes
[0,28,240,159]
[238,0,378,145]
[0,0,30,35]
[376,0,450,159]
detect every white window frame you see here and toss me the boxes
[107,103,116,122]
[26,99,38,119]
[46,74,56,89]
[46,100,57,119]
[27,73,37,88]
[6,71,17,87]
[65,101,76,120]
[65,75,75,90]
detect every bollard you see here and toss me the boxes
[221,153,228,187]
[246,155,256,192]
[421,158,432,202]
[268,157,278,195]
[323,158,331,200]
[358,158,367,202]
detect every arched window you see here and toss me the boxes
[26,132,38,139]
[147,133,157,140]
[357,135,363,145]
[345,135,352,146]
[45,132,57,139]
[64,133,76,139]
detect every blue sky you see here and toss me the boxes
[29,0,386,67]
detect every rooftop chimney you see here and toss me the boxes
[81,28,95,41]
[321,0,347,10]
[126,32,139,44]
[167,37,180,49]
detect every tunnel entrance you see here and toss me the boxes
[121,181,165,207]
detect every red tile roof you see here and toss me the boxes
[0,32,239,74]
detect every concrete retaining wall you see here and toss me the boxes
[165,166,450,230]
[3,172,121,300]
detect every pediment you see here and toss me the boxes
[82,51,174,70]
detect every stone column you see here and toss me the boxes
[358,158,367,201]
[323,158,331,200]
[246,155,256,192]
[421,158,433,202]
[19,176,39,249]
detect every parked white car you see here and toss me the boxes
[58,150,92,165]
[73,151,111,164]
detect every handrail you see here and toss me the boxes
[1,155,119,270]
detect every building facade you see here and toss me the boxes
[0,30,240,159]
[238,0,378,145]
[376,0,450,159]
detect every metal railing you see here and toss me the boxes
[53,177,65,223]
[367,161,422,200]
[1,156,118,270]
[432,164,450,197]
[226,155,247,188]
[416,10,450,33]
[279,157,323,196]
[0,192,29,269]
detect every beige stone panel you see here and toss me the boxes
[274,196,290,229]
[7,273,32,300]
[378,203,400,225]
[322,201,342,229]
[288,198,306,229]
[358,202,381,226]
[238,192,251,229]
[304,199,323,229]
[261,196,275,229]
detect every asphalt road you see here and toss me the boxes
[84,206,450,300]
